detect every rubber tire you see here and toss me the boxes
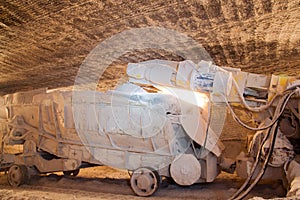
[130,167,160,197]
[7,165,29,187]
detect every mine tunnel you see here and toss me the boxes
[0,1,299,199]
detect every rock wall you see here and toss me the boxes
[0,0,299,94]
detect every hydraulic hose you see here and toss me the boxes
[228,87,298,199]
[224,90,296,131]
[228,125,272,200]
[233,122,279,200]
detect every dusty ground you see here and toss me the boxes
[0,166,287,200]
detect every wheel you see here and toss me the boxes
[7,165,28,187]
[130,167,160,197]
[170,154,201,186]
[63,168,80,177]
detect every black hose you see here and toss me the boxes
[228,126,272,200]
[234,122,279,200]
[229,88,297,199]
[228,91,296,131]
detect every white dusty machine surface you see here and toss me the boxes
[0,59,300,198]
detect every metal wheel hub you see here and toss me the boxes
[7,165,28,187]
[137,174,151,190]
[10,167,22,183]
[130,167,160,197]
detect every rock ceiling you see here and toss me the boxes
[0,0,299,95]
